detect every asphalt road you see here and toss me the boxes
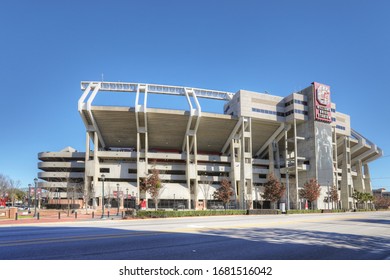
[0,211,389,260]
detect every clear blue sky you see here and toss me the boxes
[0,0,389,190]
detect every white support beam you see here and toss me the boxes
[255,123,286,157]
[182,88,195,152]
[362,149,383,164]
[78,83,93,131]
[351,135,366,154]
[221,118,243,155]
[85,83,106,148]
[78,83,92,112]
[181,88,202,153]
[276,124,291,143]
[352,145,379,164]
[189,88,202,152]
[143,85,149,161]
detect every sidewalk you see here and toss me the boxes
[0,209,126,226]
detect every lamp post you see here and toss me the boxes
[101,174,105,218]
[116,183,120,216]
[28,184,31,213]
[33,178,38,217]
[327,181,330,210]
[126,188,129,210]
[173,194,176,209]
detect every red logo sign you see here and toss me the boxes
[313,82,332,123]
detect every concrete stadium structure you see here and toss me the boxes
[38,81,383,210]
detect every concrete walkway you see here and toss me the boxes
[0,209,127,226]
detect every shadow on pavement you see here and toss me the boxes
[0,224,389,260]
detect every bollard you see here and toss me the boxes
[58,212,61,219]
[37,212,40,220]
[92,211,94,219]
[15,213,18,220]
[122,211,124,218]
[107,211,110,218]
[75,212,77,219]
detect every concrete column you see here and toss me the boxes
[93,131,99,207]
[340,137,351,209]
[293,118,299,210]
[363,164,372,193]
[284,128,290,210]
[268,143,275,175]
[193,134,199,210]
[98,196,102,209]
[84,131,91,210]
[353,160,365,193]
[230,138,238,207]
[120,196,124,209]
[333,128,339,191]
[240,117,252,210]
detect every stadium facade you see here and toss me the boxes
[38,81,383,210]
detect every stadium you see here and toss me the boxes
[37,81,383,211]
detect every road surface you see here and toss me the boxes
[0,211,389,260]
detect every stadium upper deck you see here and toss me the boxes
[38,81,382,210]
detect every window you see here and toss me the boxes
[336,125,346,131]
[285,100,308,107]
[252,108,285,117]
[100,168,110,173]
[295,100,308,106]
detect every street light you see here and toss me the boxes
[101,174,105,218]
[27,184,31,213]
[116,183,120,216]
[33,178,38,217]
[327,180,330,210]
[126,188,129,210]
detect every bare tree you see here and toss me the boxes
[374,195,390,209]
[199,175,212,210]
[0,174,23,206]
[330,185,339,209]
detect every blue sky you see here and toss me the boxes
[0,0,389,190]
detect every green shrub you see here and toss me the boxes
[136,210,246,218]
[285,209,322,214]
[247,209,281,215]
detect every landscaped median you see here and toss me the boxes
[123,208,382,219]
[130,210,247,218]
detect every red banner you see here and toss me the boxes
[29,188,42,195]
[313,82,332,123]
[113,191,124,198]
